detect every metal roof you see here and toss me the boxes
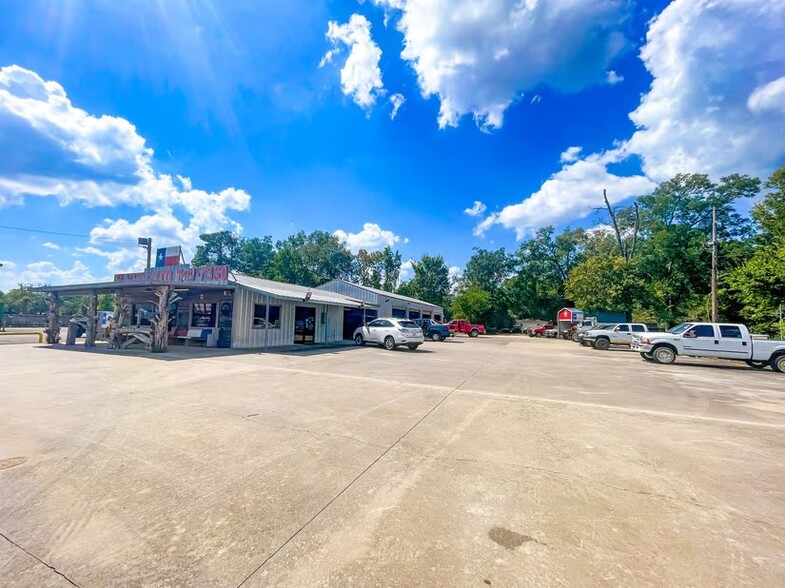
[232,274,364,307]
[317,279,443,310]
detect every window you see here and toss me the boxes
[434,314,442,322]
[191,303,216,327]
[686,325,715,338]
[391,308,407,319]
[720,325,743,339]
[669,323,693,334]
[398,320,419,329]
[367,319,387,328]
[615,324,630,332]
[253,304,281,329]
[631,325,646,333]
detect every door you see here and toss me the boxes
[611,324,633,345]
[682,324,718,356]
[217,301,233,348]
[716,324,748,358]
[364,319,390,343]
[294,306,316,344]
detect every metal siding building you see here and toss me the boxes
[317,279,444,321]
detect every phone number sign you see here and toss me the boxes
[114,265,229,285]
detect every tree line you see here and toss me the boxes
[2,165,783,334]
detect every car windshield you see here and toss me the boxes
[668,322,693,334]
[398,320,419,328]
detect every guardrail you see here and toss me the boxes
[0,331,44,343]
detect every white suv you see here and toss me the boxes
[353,318,425,351]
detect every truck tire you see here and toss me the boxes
[770,354,785,373]
[594,337,610,351]
[640,352,654,361]
[431,332,442,342]
[652,345,676,365]
[469,329,479,338]
[383,336,396,351]
[745,359,767,370]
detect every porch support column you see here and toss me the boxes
[85,290,98,347]
[45,293,61,344]
[151,285,172,353]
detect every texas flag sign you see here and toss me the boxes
[155,246,182,267]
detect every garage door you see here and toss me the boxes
[342,308,378,339]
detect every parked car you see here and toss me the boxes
[573,323,613,343]
[448,319,486,338]
[583,323,657,350]
[413,318,452,342]
[632,322,785,372]
[528,323,555,338]
[353,318,425,350]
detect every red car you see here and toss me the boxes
[448,319,486,338]
[529,323,555,337]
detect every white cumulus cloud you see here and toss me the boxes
[0,260,97,291]
[476,0,785,238]
[390,93,405,120]
[374,0,632,129]
[559,146,583,164]
[464,200,487,217]
[606,70,624,85]
[333,222,401,253]
[0,65,251,277]
[41,242,61,250]
[323,14,384,109]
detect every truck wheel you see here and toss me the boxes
[431,332,442,342]
[594,338,610,351]
[354,334,365,346]
[469,329,479,338]
[770,354,785,373]
[653,346,676,365]
[384,336,396,351]
[580,340,590,347]
[745,359,767,370]
[640,352,654,361]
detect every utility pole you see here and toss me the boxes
[138,237,152,269]
[710,207,719,323]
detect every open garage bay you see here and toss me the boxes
[1,337,784,586]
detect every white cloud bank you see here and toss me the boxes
[475,0,785,238]
[0,65,251,283]
[333,222,401,252]
[374,0,632,129]
[323,14,384,109]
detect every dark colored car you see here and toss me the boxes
[414,318,452,342]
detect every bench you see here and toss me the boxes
[174,328,219,347]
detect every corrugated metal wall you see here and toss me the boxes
[318,280,443,319]
[318,280,380,305]
[231,287,346,349]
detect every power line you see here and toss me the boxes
[0,224,139,245]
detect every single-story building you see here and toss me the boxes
[317,279,444,340]
[32,266,441,351]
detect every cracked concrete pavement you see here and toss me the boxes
[1,336,784,586]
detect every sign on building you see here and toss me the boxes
[114,265,230,285]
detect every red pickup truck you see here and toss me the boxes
[528,323,555,337]
[448,319,486,338]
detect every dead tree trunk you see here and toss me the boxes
[85,291,98,347]
[150,286,179,353]
[45,293,61,344]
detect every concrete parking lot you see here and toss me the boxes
[1,336,784,586]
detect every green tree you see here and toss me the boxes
[404,254,451,307]
[451,287,492,323]
[380,246,402,292]
[354,249,384,288]
[462,248,512,291]
[192,231,241,268]
[2,287,47,314]
[270,231,354,287]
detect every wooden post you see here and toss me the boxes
[85,291,98,347]
[45,293,61,344]
[151,286,179,353]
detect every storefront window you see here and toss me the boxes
[191,303,216,327]
[253,304,281,328]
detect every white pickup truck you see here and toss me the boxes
[583,323,657,350]
[631,322,785,373]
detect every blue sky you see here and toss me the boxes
[1,0,784,290]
